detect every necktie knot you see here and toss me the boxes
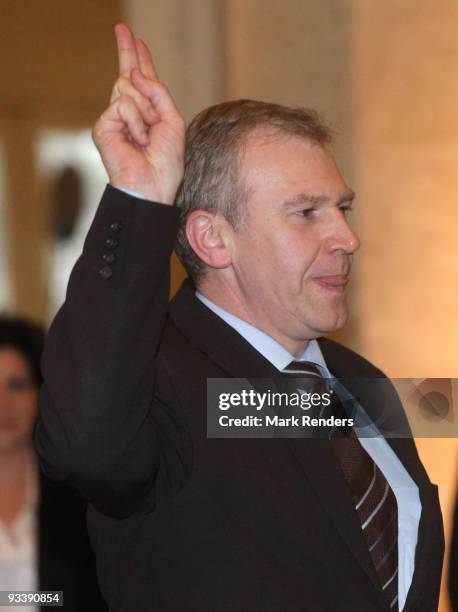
[280,360,342,427]
[283,360,323,377]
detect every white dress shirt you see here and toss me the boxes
[197,291,421,610]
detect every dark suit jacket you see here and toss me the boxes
[36,186,444,611]
[38,474,107,611]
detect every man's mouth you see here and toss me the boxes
[313,275,349,291]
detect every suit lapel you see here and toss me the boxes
[169,280,281,378]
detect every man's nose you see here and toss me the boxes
[329,213,360,255]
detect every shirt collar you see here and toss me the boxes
[196,291,331,375]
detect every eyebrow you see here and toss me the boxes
[282,189,355,208]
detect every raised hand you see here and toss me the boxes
[92,24,185,204]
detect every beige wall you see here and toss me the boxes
[352,0,458,379]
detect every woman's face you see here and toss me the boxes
[0,347,38,453]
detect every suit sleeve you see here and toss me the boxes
[35,185,180,518]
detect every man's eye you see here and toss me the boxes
[295,208,315,218]
[338,205,354,216]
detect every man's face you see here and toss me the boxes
[228,130,360,353]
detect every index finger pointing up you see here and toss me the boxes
[115,23,139,77]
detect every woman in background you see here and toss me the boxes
[0,316,106,611]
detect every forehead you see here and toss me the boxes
[238,128,347,198]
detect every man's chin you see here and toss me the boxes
[313,308,348,336]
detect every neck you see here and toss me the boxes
[197,277,309,358]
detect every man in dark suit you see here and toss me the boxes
[36,23,444,611]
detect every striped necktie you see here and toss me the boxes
[284,361,399,610]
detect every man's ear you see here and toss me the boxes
[185,210,232,270]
